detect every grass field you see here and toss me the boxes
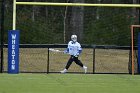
[0,73,140,93]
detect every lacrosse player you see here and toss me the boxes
[60,35,87,74]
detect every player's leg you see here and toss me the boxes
[65,56,74,69]
[74,57,87,73]
[74,57,83,67]
[60,56,74,73]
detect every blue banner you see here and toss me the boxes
[138,32,140,73]
[8,30,20,74]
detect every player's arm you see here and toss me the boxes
[76,48,82,56]
[78,43,82,54]
[74,43,82,57]
[78,49,82,54]
[64,41,71,54]
[64,48,69,54]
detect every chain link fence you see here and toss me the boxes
[2,45,135,74]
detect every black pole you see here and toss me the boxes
[93,47,95,74]
[138,0,140,74]
[47,48,50,74]
[0,0,5,73]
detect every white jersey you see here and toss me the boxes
[67,41,82,56]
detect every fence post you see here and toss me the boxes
[47,48,50,74]
[93,46,95,74]
[0,0,5,73]
[138,32,140,73]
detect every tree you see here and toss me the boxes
[65,0,84,43]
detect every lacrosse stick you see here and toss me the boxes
[49,48,64,53]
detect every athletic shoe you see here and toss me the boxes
[83,66,87,74]
[60,69,67,74]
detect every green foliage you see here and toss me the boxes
[1,0,139,45]
[83,7,132,46]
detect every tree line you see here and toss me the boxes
[1,0,139,45]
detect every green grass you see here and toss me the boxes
[0,74,140,93]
